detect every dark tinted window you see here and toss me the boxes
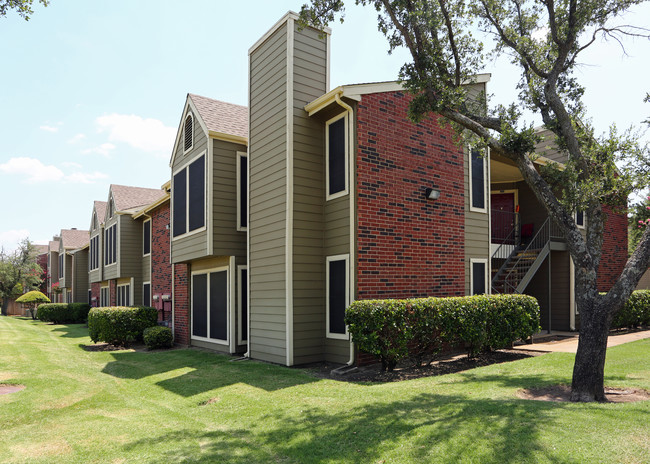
[192,274,207,338]
[328,117,346,195]
[329,259,347,334]
[143,221,151,255]
[471,148,485,209]
[241,268,247,342]
[143,283,151,307]
[188,155,205,231]
[173,169,187,237]
[576,211,584,227]
[209,271,228,341]
[472,262,486,295]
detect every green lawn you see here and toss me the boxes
[0,317,648,464]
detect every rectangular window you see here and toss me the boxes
[470,259,488,295]
[143,283,151,307]
[104,224,117,265]
[88,289,92,305]
[237,152,248,230]
[173,153,205,238]
[59,254,63,279]
[191,268,229,343]
[326,114,348,199]
[238,266,248,344]
[89,235,100,271]
[100,286,109,306]
[117,284,130,306]
[576,211,585,228]
[470,148,487,212]
[326,255,349,339]
[143,220,151,256]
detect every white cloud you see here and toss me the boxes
[39,125,59,133]
[0,157,64,183]
[62,161,82,169]
[67,133,86,144]
[0,157,108,185]
[82,142,116,157]
[0,229,31,252]
[66,171,108,184]
[95,113,175,155]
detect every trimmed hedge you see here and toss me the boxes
[37,303,91,324]
[346,294,540,371]
[143,326,174,349]
[88,306,158,346]
[612,290,650,329]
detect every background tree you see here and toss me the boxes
[629,195,650,253]
[15,290,50,319]
[301,0,650,402]
[0,239,43,316]
[0,0,49,20]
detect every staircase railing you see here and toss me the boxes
[499,217,551,293]
[491,210,520,246]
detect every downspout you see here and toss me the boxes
[334,93,356,368]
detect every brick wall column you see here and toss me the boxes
[110,280,117,306]
[174,263,190,346]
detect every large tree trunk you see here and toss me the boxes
[570,299,613,402]
[1,298,8,316]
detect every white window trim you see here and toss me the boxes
[237,265,248,346]
[143,219,151,257]
[325,112,349,201]
[142,282,151,307]
[575,211,586,229]
[89,234,101,271]
[236,151,248,231]
[100,285,110,307]
[326,254,350,340]
[183,113,194,154]
[469,146,488,214]
[190,265,229,346]
[171,149,207,241]
[469,258,489,296]
[116,283,131,306]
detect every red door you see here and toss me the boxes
[491,193,515,243]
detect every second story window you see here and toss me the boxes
[58,254,63,278]
[173,153,205,238]
[470,147,487,212]
[326,113,348,200]
[104,224,117,265]
[143,220,151,256]
[89,235,100,270]
[576,211,585,229]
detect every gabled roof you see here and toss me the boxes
[189,94,248,140]
[94,201,107,226]
[60,229,90,250]
[48,240,60,253]
[34,244,48,255]
[110,184,167,215]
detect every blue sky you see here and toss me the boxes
[1,0,648,250]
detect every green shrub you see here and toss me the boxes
[611,290,650,329]
[16,291,50,319]
[37,302,91,324]
[143,326,173,349]
[88,306,158,345]
[346,294,540,370]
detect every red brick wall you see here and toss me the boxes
[597,205,628,291]
[109,279,116,306]
[174,263,190,345]
[151,202,172,323]
[355,91,465,299]
[91,282,101,307]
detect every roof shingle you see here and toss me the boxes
[94,201,107,225]
[60,229,90,250]
[110,185,167,213]
[189,94,248,139]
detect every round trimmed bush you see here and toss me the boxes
[143,326,173,349]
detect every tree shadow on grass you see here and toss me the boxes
[123,388,602,464]
[101,349,318,395]
[50,324,88,339]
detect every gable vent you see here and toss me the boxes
[184,114,193,152]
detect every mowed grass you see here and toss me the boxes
[0,317,649,464]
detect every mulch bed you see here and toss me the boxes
[518,385,650,403]
[307,349,543,383]
[81,342,178,353]
[0,384,25,395]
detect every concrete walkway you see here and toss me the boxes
[512,329,650,353]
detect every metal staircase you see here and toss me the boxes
[491,217,552,294]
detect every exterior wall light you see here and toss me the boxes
[425,188,441,200]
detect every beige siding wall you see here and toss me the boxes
[49,251,59,283]
[212,139,247,258]
[291,22,329,365]
[526,251,571,331]
[249,21,289,365]
[119,214,143,304]
[103,214,119,281]
[464,147,490,294]
[637,269,650,290]
[171,111,209,264]
[536,128,569,164]
[64,254,73,286]
[72,250,88,303]
[89,231,103,284]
